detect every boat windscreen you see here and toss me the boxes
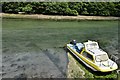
[86,43,98,49]
[95,54,109,62]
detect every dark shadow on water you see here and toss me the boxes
[66,50,114,76]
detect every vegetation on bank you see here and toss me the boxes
[2,2,120,16]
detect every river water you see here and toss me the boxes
[2,18,119,78]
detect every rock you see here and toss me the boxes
[2,65,5,68]
[2,69,4,72]
[14,73,27,80]
[17,58,21,61]
[3,56,7,59]
[2,72,6,76]
[10,64,17,67]
[17,65,25,69]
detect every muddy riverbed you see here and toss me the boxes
[2,47,68,78]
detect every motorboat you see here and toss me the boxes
[66,40,118,72]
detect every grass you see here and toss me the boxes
[2,18,119,78]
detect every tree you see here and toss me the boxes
[22,4,33,14]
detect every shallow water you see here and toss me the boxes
[2,18,119,78]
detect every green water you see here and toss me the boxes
[3,19,118,48]
[2,18,119,58]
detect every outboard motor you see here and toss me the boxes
[70,40,81,53]
[70,40,77,45]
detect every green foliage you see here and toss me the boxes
[65,8,78,16]
[94,72,117,79]
[81,8,89,15]
[22,4,32,14]
[2,2,120,16]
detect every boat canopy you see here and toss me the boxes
[95,54,109,62]
[84,40,99,49]
[84,40,108,56]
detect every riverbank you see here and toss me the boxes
[67,52,85,78]
[1,13,120,21]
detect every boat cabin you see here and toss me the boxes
[82,40,109,63]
